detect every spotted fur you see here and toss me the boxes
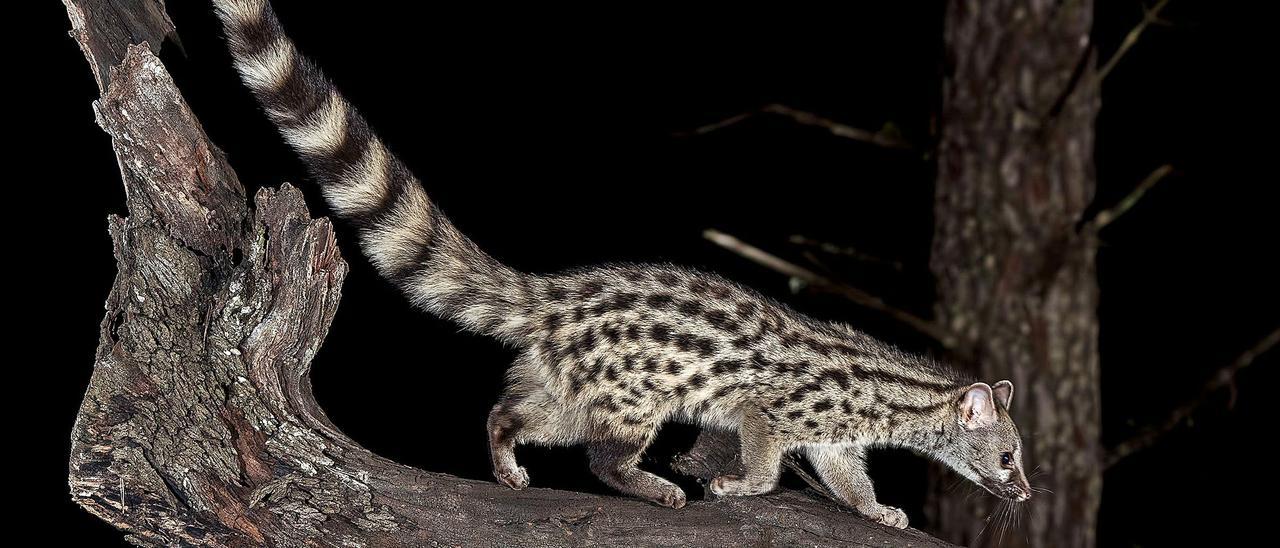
[213,0,1033,526]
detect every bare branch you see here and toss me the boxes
[674,110,757,137]
[1106,327,1280,469]
[1097,0,1173,83]
[675,103,913,150]
[703,229,958,349]
[1087,164,1174,230]
[789,235,906,272]
[760,104,913,149]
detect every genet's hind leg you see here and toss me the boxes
[488,380,586,490]
[709,408,784,497]
[587,430,687,509]
[487,398,530,490]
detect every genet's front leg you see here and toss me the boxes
[709,410,784,497]
[806,445,909,529]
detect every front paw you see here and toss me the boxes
[860,504,909,529]
[653,484,687,509]
[494,465,529,490]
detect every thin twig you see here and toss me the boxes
[676,111,757,137]
[675,103,913,150]
[1097,0,1173,83]
[1106,327,1280,469]
[789,235,906,272]
[1087,164,1174,230]
[703,229,958,349]
[761,104,913,149]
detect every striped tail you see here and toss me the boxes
[213,0,532,341]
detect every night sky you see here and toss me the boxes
[33,1,1275,545]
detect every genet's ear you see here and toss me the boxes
[957,383,998,430]
[992,380,1014,411]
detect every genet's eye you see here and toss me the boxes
[1000,452,1014,467]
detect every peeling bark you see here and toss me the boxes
[64,1,960,546]
[928,1,1102,546]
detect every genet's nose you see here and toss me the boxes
[1016,478,1032,502]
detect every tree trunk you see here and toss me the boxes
[63,1,960,546]
[929,1,1102,547]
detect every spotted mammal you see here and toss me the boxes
[211,0,1033,528]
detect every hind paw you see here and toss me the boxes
[708,474,775,497]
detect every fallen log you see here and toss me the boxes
[63,1,958,545]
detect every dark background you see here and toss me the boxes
[33,1,1275,545]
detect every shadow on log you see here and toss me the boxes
[63,1,958,545]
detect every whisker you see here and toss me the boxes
[973,502,996,544]
[991,501,1005,547]
[1012,503,1024,547]
[1006,500,1022,546]
[1026,499,1042,546]
[965,485,984,501]
[996,500,1011,547]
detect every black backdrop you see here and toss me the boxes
[32,1,1276,545]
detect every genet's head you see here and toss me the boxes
[942,380,1031,502]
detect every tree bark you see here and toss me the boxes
[64,1,960,546]
[929,1,1101,547]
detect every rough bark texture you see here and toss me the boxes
[65,1,960,546]
[929,0,1102,547]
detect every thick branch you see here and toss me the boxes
[64,0,174,90]
[64,0,959,546]
[703,229,959,350]
[1105,327,1279,469]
